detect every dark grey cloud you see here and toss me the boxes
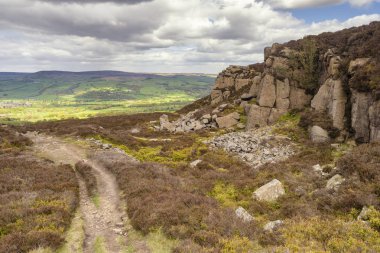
[37,0,152,4]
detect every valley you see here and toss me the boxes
[0,71,214,124]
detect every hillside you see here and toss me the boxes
[3,22,377,253]
[0,71,214,123]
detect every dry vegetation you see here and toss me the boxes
[0,126,79,253]
[19,112,380,251]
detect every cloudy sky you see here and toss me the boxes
[0,0,379,73]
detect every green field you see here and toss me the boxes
[0,71,215,123]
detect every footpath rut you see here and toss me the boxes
[26,133,128,253]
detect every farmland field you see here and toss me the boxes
[0,71,215,123]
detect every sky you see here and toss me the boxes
[0,0,379,74]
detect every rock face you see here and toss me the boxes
[203,23,379,144]
[351,91,371,143]
[311,78,347,130]
[310,126,330,143]
[258,74,276,107]
[290,87,312,110]
[253,179,285,202]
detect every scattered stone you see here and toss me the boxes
[190,159,202,168]
[310,126,330,143]
[130,128,140,134]
[207,127,295,168]
[357,206,370,221]
[326,174,345,191]
[263,220,283,232]
[235,207,254,222]
[253,179,285,202]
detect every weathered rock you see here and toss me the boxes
[246,105,271,129]
[190,159,202,168]
[241,93,254,101]
[216,112,240,128]
[214,76,235,89]
[289,87,312,110]
[263,220,283,232]
[235,207,254,222]
[264,47,271,61]
[326,174,345,191]
[235,79,251,91]
[258,74,276,107]
[330,79,347,130]
[276,79,290,110]
[160,114,175,132]
[253,179,285,202]
[265,57,273,67]
[211,90,223,106]
[272,57,289,72]
[348,58,370,74]
[249,76,261,97]
[223,90,231,100]
[369,100,380,143]
[328,56,341,78]
[351,90,371,143]
[311,78,347,130]
[310,125,330,143]
[268,108,287,125]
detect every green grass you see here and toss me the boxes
[91,194,101,208]
[0,73,214,124]
[94,237,107,253]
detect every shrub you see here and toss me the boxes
[75,161,98,197]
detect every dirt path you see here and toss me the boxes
[26,132,129,253]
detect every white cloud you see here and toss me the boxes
[0,0,378,73]
[263,0,380,9]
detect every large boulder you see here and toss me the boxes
[276,79,290,110]
[249,76,262,97]
[246,105,271,129]
[253,179,285,202]
[351,90,371,143]
[310,125,330,143]
[235,79,251,91]
[258,74,276,107]
[289,87,312,110]
[369,100,380,142]
[216,112,240,128]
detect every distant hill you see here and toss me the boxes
[0,71,215,123]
